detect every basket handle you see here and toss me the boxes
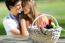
[31,14,59,28]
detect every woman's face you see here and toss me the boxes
[23,3,31,15]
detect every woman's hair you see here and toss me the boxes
[21,0,41,26]
[5,0,21,10]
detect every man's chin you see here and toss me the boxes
[18,11,21,13]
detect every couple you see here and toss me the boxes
[3,0,49,36]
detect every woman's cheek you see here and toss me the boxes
[24,7,30,15]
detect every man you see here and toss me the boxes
[3,0,29,36]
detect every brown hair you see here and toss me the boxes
[5,0,21,10]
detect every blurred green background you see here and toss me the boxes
[0,0,65,37]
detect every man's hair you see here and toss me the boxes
[5,0,20,10]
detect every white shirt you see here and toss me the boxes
[3,13,19,35]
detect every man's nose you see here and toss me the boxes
[19,5,23,11]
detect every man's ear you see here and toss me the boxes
[9,6,13,10]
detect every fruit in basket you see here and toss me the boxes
[38,16,49,29]
[38,18,56,29]
[48,18,52,25]
[45,24,53,29]
[45,19,56,29]
[51,22,56,28]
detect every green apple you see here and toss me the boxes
[51,22,56,28]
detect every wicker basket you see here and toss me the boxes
[28,14,62,43]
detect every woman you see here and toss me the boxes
[19,0,49,36]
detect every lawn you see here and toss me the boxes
[0,1,65,37]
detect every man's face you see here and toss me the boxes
[10,1,23,15]
[15,1,23,13]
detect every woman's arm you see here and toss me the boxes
[20,19,29,36]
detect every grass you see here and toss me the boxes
[0,1,65,37]
[0,2,8,35]
[36,1,65,16]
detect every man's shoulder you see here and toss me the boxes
[4,15,10,19]
[3,15,14,23]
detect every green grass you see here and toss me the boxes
[0,1,65,37]
[0,23,6,35]
[0,2,8,35]
[36,1,65,16]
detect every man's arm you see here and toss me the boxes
[10,28,20,35]
[3,19,21,35]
